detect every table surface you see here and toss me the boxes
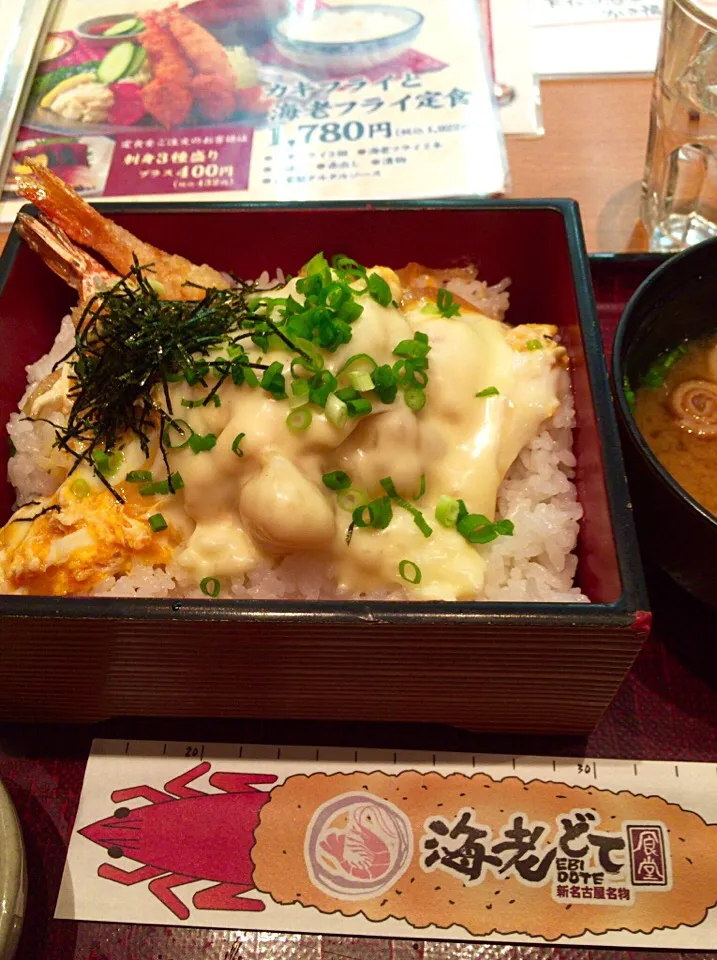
[2,256,717,960]
[2,78,713,960]
[0,78,654,257]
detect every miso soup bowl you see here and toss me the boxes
[613,236,717,609]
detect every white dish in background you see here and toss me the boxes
[273,3,424,73]
[0,778,25,960]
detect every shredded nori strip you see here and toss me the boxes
[47,259,258,502]
[12,504,61,523]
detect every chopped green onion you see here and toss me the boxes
[393,337,430,360]
[435,495,460,528]
[292,338,324,375]
[231,433,246,457]
[367,272,392,307]
[162,419,193,450]
[309,370,338,407]
[291,380,309,403]
[322,470,352,491]
[71,478,90,499]
[348,370,374,393]
[261,360,286,398]
[92,449,124,477]
[640,342,689,388]
[404,387,426,411]
[286,407,313,432]
[352,505,373,528]
[288,393,309,410]
[379,476,401,499]
[379,476,432,538]
[188,432,217,454]
[302,251,331,284]
[436,288,461,318]
[323,281,350,309]
[91,449,109,474]
[370,498,393,528]
[393,357,427,387]
[405,505,432,537]
[623,375,636,410]
[125,470,152,483]
[526,339,544,351]
[149,513,168,532]
[339,300,364,323]
[337,353,378,376]
[421,301,440,315]
[413,473,426,501]
[332,254,367,283]
[337,487,368,512]
[457,513,496,544]
[476,386,500,398]
[181,395,221,408]
[139,472,184,497]
[346,397,372,418]
[335,387,359,402]
[200,576,221,598]
[325,392,348,428]
[352,496,393,531]
[372,364,398,404]
[184,360,210,386]
[398,560,422,584]
[456,512,513,545]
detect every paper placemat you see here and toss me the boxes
[57,740,717,949]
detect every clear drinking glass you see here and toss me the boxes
[642,0,717,251]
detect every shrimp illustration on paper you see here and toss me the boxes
[78,762,276,919]
[77,763,717,939]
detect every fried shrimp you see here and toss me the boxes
[139,11,193,127]
[142,77,194,128]
[189,73,236,122]
[15,213,118,318]
[16,160,231,300]
[140,10,192,86]
[165,5,236,87]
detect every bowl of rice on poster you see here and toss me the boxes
[1,0,507,220]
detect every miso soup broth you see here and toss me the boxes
[634,335,717,516]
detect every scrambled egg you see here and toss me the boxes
[0,479,174,595]
[1,266,565,599]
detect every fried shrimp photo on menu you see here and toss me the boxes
[139,10,194,128]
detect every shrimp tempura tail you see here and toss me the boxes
[15,213,116,309]
[252,770,717,941]
[16,160,230,299]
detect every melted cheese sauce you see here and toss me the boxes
[0,267,564,599]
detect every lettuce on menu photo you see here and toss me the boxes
[27,4,269,129]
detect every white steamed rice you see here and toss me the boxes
[6,274,588,603]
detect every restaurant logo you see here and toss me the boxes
[627,824,671,888]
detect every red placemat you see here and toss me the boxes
[1,255,716,960]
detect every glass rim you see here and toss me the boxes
[678,0,717,31]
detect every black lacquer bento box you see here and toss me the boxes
[0,200,649,732]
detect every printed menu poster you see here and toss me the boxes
[57,740,717,949]
[0,0,508,223]
[532,0,664,76]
